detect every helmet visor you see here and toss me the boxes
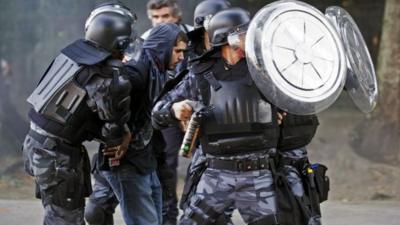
[227,23,248,50]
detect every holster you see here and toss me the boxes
[272,156,330,225]
[312,164,330,203]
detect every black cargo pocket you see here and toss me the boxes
[312,164,330,203]
[49,146,85,210]
[52,166,85,210]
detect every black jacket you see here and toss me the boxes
[121,23,184,174]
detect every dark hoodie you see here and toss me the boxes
[142,23,183,102]
[122,23,183,174]
[143,23,182,72]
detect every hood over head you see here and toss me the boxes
[143,23,183,72]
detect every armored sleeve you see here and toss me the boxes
[85,70,131,147]
[151,71,199,129]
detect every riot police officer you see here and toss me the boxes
[177,0,231,215]
[189,2,325,224]
[187,0,231,56]
[22,3,135,225]
[153,8,282,224]
[153,5,329,224]
[156,1,233,225]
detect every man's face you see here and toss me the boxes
[169,41,187,70]
[149,7,179,27]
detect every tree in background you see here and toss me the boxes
[352,0,400,165]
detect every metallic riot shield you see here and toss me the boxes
[246,0,347,115]
[325,6,378,113]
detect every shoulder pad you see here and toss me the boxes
[27,53,89,124]
[61,39,111,65]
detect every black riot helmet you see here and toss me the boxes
[85,3,137,54]
[206,8,250,47]
[193,0,231,29]
[187,0,230,41]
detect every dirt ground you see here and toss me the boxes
[0,199,399,225]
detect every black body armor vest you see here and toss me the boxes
[28,66,104,145]
[28,40,112,144]
[197,59,279,156]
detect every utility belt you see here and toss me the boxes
[28,129,84,168]
[28,109,92,144]
[206,157,271,172]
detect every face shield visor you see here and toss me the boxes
[227,23,248,51]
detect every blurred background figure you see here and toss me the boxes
[142,0,193,40]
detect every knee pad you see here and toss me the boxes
[84,201,106,225]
